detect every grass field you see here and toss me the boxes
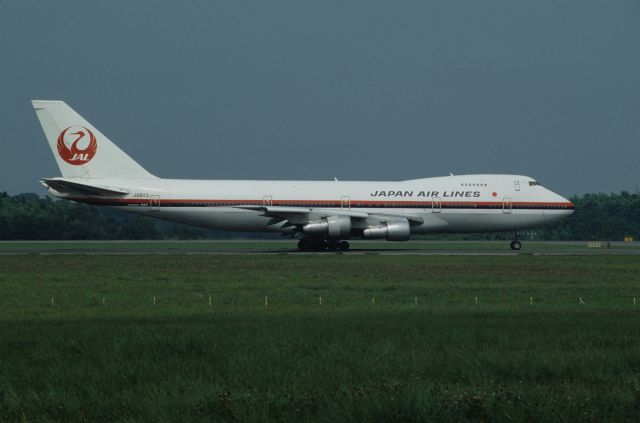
[1,254,640,421]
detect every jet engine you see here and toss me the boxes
[363,220,411,241]
[302,215,351,239]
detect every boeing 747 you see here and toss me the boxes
[33,100,574,251]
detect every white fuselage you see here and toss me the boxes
[60,174,574,237]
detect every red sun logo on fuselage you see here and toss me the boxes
[57,126,97,165]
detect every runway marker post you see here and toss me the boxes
[530,297,533,305]
[50,298,54,307]
[102,297,105,305]
[475,297,478,305]
[415,297,418,306]
[209,296,212,307]
[634,297,636,306]
[319,296,322,306]
[372,297,375,305]
[265,296,268,307]
[153,296,156,305]
[579,297,585,305]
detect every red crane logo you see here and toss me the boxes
[57,126,97,165]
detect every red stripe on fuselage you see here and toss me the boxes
[68,198,575,208]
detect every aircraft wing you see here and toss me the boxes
[233,205,424,225]
[371,211,425,224]
[41,178,129,197]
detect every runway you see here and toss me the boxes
[0,240,638,256]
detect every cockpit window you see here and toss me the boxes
[529,181,540,186]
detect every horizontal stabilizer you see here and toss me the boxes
[41,178,129,197]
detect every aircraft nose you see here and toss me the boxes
[555,191,575,215]
[565,198,575,215]
[543,187,574,215]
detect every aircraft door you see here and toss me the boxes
[432,195,441,213]
[514,180,520,191]
[263,196,273,207]
[150,195,160,211]
[503,197,512,214]
[341,196,351,209]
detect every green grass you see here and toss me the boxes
[1,255,640,421]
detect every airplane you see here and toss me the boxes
[32,100,575,251]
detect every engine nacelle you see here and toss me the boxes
[303,215,351,239]
[363,220,411,241]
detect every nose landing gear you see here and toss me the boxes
[510,231,522,250]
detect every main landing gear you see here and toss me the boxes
[510,231,522,251]
[298,239,350,251]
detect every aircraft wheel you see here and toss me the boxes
[338,241,350,251]
[297,239,308,251]
[510,240,522,251]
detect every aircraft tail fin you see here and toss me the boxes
[32,100,156,179]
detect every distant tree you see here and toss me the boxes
[0,194,160,240]
[539,192,640,240]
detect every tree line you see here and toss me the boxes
[0,191,638,241]
[537,191,639,241]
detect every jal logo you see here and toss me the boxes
[57,126,97,165]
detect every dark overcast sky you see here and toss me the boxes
[1,0,639,196]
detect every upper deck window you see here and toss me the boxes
[529,181,540,186]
